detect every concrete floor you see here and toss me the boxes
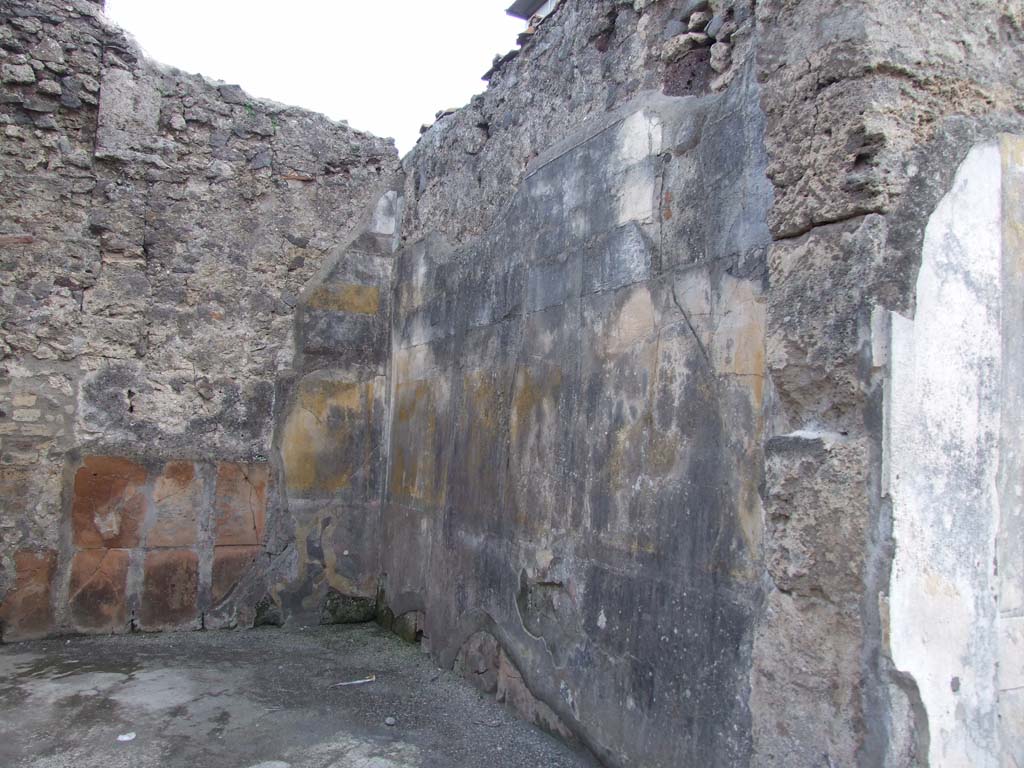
[0,624,599,768]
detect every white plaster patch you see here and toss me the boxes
[888,142,1004,767]
[616,164,657,225]
[369,191,400,237]
[614,110,662,225]
[616,110,663,168]
[369,191,404,252]
[608,286,656,354]
[998,617,1024,692]
[781,429,845,445]
[709,274,765,377]
[569,206,592,240]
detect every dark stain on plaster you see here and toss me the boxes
[380,80,771,766]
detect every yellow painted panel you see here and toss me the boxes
[306,283,381,315]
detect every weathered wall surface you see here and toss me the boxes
[753,2,1024,766]
[887,143,1003,767]
[0,0,399,639]
[389,0,1024,766]
[887,137,1024,767]
[388,1,770,765]
[2,0,1023,766]
[996,136,1024,768]
[385,82,771,767]
[273,186,402,626]
[404,0,758,249]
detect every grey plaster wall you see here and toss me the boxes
[386,1,1024,766]
[997,135,1024,768]
[383,59,774,768]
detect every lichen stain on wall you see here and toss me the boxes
[281,378,369,496]
[306,283,381,316]
[388,378,449,509]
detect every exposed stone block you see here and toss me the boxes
[763,434,869,601]
[72,456,148,549]
[663,32,710,62]
[0,549,57,641]
[392,610,426,644]
[140,549,199,629]
[214,462,267,546]
[455,631,502,694]
[1,63,36,84]
[766,216,882,432]
[96,65,161,154]
[68,548,129,633]
[663,47,712,97]
[750,590,863,765]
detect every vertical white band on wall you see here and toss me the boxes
[996,135,1024,768]
[887,141,1007,767]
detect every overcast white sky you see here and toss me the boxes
[103,1,526,155]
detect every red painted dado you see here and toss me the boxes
[212,546,261,606]
[141,549,200,630]
[72,456,148,550]
[214,462,268,547]
[68,548,129,633]
[48,455,271,636]
[148,461,202,549]
[0,550,57,641]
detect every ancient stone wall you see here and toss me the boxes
[386,48,772,767]
[2,0,1023,766]
[0,0,399,638]
[388,0,1024,766]
[273,185,402,626]
[753,2,1023,766]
